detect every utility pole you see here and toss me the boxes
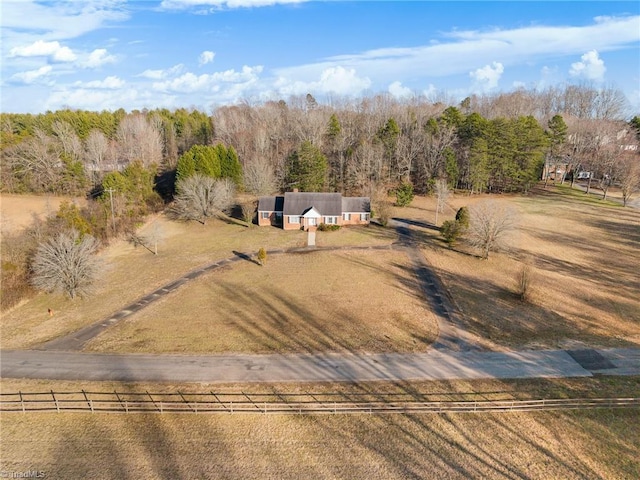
[105,188,116,234]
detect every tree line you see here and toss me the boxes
[1,85,639,306]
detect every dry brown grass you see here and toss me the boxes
[3,377,637,479]
[1,402,637,479]
[395,187,640,350]
[0,194,87,235]
[1,214,395,350]
[85,249,438,354]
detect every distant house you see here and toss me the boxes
[258,191,371,230]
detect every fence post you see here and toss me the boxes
[20,391,25,414]
[90,400,94,413]
[52,390,59,413]
[125,400,129,413]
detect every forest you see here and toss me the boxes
[1,84,639,307]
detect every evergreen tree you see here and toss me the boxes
[286,140,328,192]
[220,145,243,186]
[176,145,221,185]
[444,147,459,188]
[327,113,341,140]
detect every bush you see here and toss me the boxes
[455,206,470,228]
[440,220,462,246]
[318,223,340,231]
[257,247,267,266]
[516,263,533,302]
[395,182,414,207]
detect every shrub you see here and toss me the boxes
[516,263,533,302]
[257,247,267,266]
[455,206,470,228]
[440,220,462,246]
[318,223,340,231]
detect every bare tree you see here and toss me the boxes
[619,159,640,207]
[243,159,276,195]
[434,178,450,225]
[467,201,517,259]
[115,114,163,167]
[617,134,640,206]
[52,120,83,163]
[31,230,101,299]
[3,129,63,192]
[172,174,235,224]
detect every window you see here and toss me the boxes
[360,213,369,221]
[343,213,351,221]
[261,212,269,219]
[325,216,337,225]
[289,216,300,224]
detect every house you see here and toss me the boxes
[258,191,371,230]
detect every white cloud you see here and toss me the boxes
[2,1,129,42]
[45,88,141,112]
[9,40,77,62]
[75,76,125,89]
[275,15,639,86]
[470,62,504,90]
[388,81,413,99]
[83,49,117,68]
[275,66,371,96]
[569,50,606,81]
[160,0,306,10]
[199,51,216,66]
[11,65,53,84]
[138,64,185,80]
[153,65,263,93]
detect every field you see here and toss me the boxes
[1,377,639,480]
[0,211,395,350]
[85,249,439,354]
[0,194,86,235]
[1,187,639,479]
[413,187,640,350]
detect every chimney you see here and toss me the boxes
[293,188,299,193]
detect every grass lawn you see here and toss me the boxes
[397,187,640,350]
[2,375,638,480]
[85,249,438,354]
[2,410,637,480]
[1,214,394,350]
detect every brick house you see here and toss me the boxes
[258,192,371,230]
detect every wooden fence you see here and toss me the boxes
[1,391,639,415]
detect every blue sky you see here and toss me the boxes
[2,1,639,114]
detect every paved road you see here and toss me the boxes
[1,348,638,383]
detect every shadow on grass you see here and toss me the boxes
[232,250,261,266]
[392,217,441,232]
[432,263,638,349]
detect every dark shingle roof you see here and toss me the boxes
[258,196,284,212]
[283,192,342,216]
[342,197,370,213]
